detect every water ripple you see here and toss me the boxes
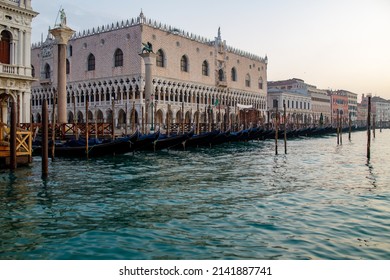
[1,130,390,259]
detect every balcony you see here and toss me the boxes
[217,80,227,88]
[0,63,32,79]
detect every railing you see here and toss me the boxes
[0,63,31,77]
[8,0,20,4]
[20,123,114,140]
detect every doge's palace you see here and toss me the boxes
[30,11,268,130]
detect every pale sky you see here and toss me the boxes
[30,0,390,100]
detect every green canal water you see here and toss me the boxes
[1,130,390,259]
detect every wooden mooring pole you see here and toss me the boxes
[275,108,278,156]
[367,95,371,160]
[10,100,17,170]
[85,95,89,158]
[336,110,340,145]
[348,112,352,141]
[51,94,56,160]
[283,101,287,154]
[42,99,49,177]
[339,112,343,145]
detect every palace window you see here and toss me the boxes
[202,60,209,76]
[69,45,73,57]
[87,53,95,71]
[258,77,263,89]
[31,65,35,78]
[245,74,251,87]
[218,69,224,81]
[44,63,51,79]
[156,49,165,67]
[114,48,123,67]
[231,67,237,81]
[66,59,70,74]
[180,55,188,72]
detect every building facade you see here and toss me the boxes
[30,12,268,130]
[328,90,349,126]
[267,88,312,128]
[359,94,390,127]
[307,84,331,125]
[268,78,314,126]
[0,0,37,124]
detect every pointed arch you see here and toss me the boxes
[258,76,263,90]
[156,49,165,67]
[66,59,70,74]
[202,60,209,76]
[87,53,95,71]
[218,69,224,82]
[180,55,188,72]
[44,63,51,79]
[114,48,123,67]
[245,73,251,87]
[231,67,237,82]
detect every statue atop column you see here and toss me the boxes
[59,8,67,26]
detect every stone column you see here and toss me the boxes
[50,26,75,124]
[139,52,156,131]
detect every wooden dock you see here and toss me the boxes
[0,123,32,168]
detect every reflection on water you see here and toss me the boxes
[366,160,377,189]
[1,130,390,260]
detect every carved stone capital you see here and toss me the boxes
[50,26,75,45]
[139,52,157,65]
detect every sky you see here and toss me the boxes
[30,0,390,100]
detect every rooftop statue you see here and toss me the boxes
[141,42,154,54]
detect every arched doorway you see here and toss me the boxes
[155,109,163,127]
[118,109,126,128]
[185,111,191,124]
[36,113,42,123]
[88,110,93,122]
[77,111,84,123]
[68,111,74,123]
[129,109,138,127]
[176,110,183,123]
[96,110,104,122]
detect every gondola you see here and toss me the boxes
[33,130,139,157]
[53,137,131,157]
[131,130,160,151]
[151,130,194,151]
[202,130,228,146]
[182,130,220,149]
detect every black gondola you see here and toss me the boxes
[182,130,219,149]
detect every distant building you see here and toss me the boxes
[372,96,390,125]
[0,0,38,124]
[360,94,390,126]
[267,88,311,127]
[30,12,268,129]
[307,84,330,125]
[268,78,330,126]
[328,90,349,126]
